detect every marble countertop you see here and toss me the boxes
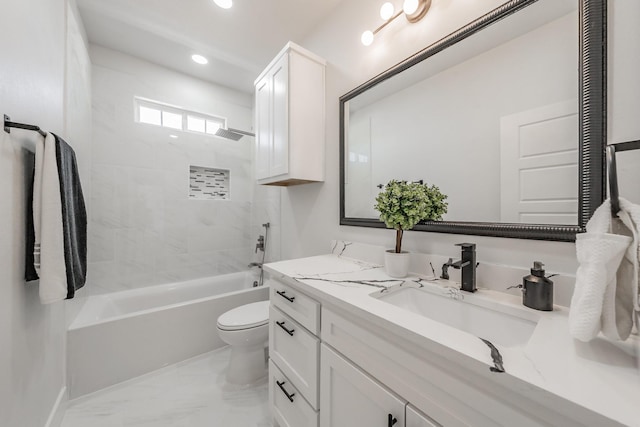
[264,252,639,427]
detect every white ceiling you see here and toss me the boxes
[77,0,344,93]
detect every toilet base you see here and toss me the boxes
[225,343,267,385]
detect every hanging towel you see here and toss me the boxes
[32,133,68,304]
[53,133,87,299]
[569,198,640,342]
[25,151,38,282]
[602,199,640,340]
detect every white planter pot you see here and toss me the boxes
[384,250,410,278]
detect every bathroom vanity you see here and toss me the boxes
[265,250,638,427]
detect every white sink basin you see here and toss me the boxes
[376,286,539,348]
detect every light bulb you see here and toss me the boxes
[361,30,374,46]
[191,54,208,65]
[213,0,232,9]
[403,0,419,15]
[380,2,395,20]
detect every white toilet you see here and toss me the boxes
[216,300,270,385]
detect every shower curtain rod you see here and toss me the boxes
[3,114,47,137]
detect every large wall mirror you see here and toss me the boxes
[340,0,606,241]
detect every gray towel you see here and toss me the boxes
[53,134,87,299]
[25,151,38,282]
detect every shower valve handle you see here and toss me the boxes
[255,235,265,253]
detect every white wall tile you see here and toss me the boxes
[88,46,281,292]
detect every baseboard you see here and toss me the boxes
[44,387,66,427]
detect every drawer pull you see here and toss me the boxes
[388,414,397,427]
[276,380,296,402]
[276,290,295,303]
[276,320,295,336]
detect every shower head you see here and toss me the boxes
[214,127,255,141]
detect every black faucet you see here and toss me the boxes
[440,243,477,292]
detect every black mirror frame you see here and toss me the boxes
[339,0,606,242]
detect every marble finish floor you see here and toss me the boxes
[60,347,270,427]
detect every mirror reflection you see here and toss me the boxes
[344,0,578,225]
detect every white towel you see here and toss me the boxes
[602,199,640,340]
[32,133,67,304]
[569,198,640,342]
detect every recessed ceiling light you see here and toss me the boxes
[191,54,208,65]
[213,0,232,9]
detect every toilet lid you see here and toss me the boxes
[217,300,270,331]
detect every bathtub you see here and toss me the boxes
[67,272,269,399]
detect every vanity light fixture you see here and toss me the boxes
[361,0,431,46]
[380,2,396,20]
[213,0,233,9]
[191,54,208,65]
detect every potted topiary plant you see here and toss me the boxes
[374,179,448,277]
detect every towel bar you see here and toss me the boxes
[3,114,47,137]
[607,139,640,216]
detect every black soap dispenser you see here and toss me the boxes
[522,261,553,311]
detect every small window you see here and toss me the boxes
[139,106,161,126]
[134,97,227,138]
[162,111,182,130]
[206,120,221,135]
[187,116,206,133]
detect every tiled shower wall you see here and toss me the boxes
[87,46,280,295]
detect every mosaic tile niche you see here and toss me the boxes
[189,165,230,200]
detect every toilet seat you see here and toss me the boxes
[217,300,270,331]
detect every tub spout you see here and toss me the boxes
[248,262,262,269]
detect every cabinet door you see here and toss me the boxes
[407,404,441,427]
[270,53,289,177]
[320,344,405,427]
[255,74,271,180]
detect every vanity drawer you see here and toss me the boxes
[270,306,319,409]
[270,360,318,427]
[269,279,320,334]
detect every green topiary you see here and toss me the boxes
[374,180,448,253]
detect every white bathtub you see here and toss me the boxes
[67,272,269,399]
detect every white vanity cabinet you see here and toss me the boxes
[267,276,443,427]
[265,255,634,427]
[407,405,441,427]
[254,41,326,186]
[269,280,320,427]
[320,344,406,427]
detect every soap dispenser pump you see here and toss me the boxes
[522,261,554,311]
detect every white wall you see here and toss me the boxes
[65,2,93,211]
[283,0,639,278]
[88,46,280,295]
[0,1,92,426]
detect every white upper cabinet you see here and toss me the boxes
[254,42,326,186]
